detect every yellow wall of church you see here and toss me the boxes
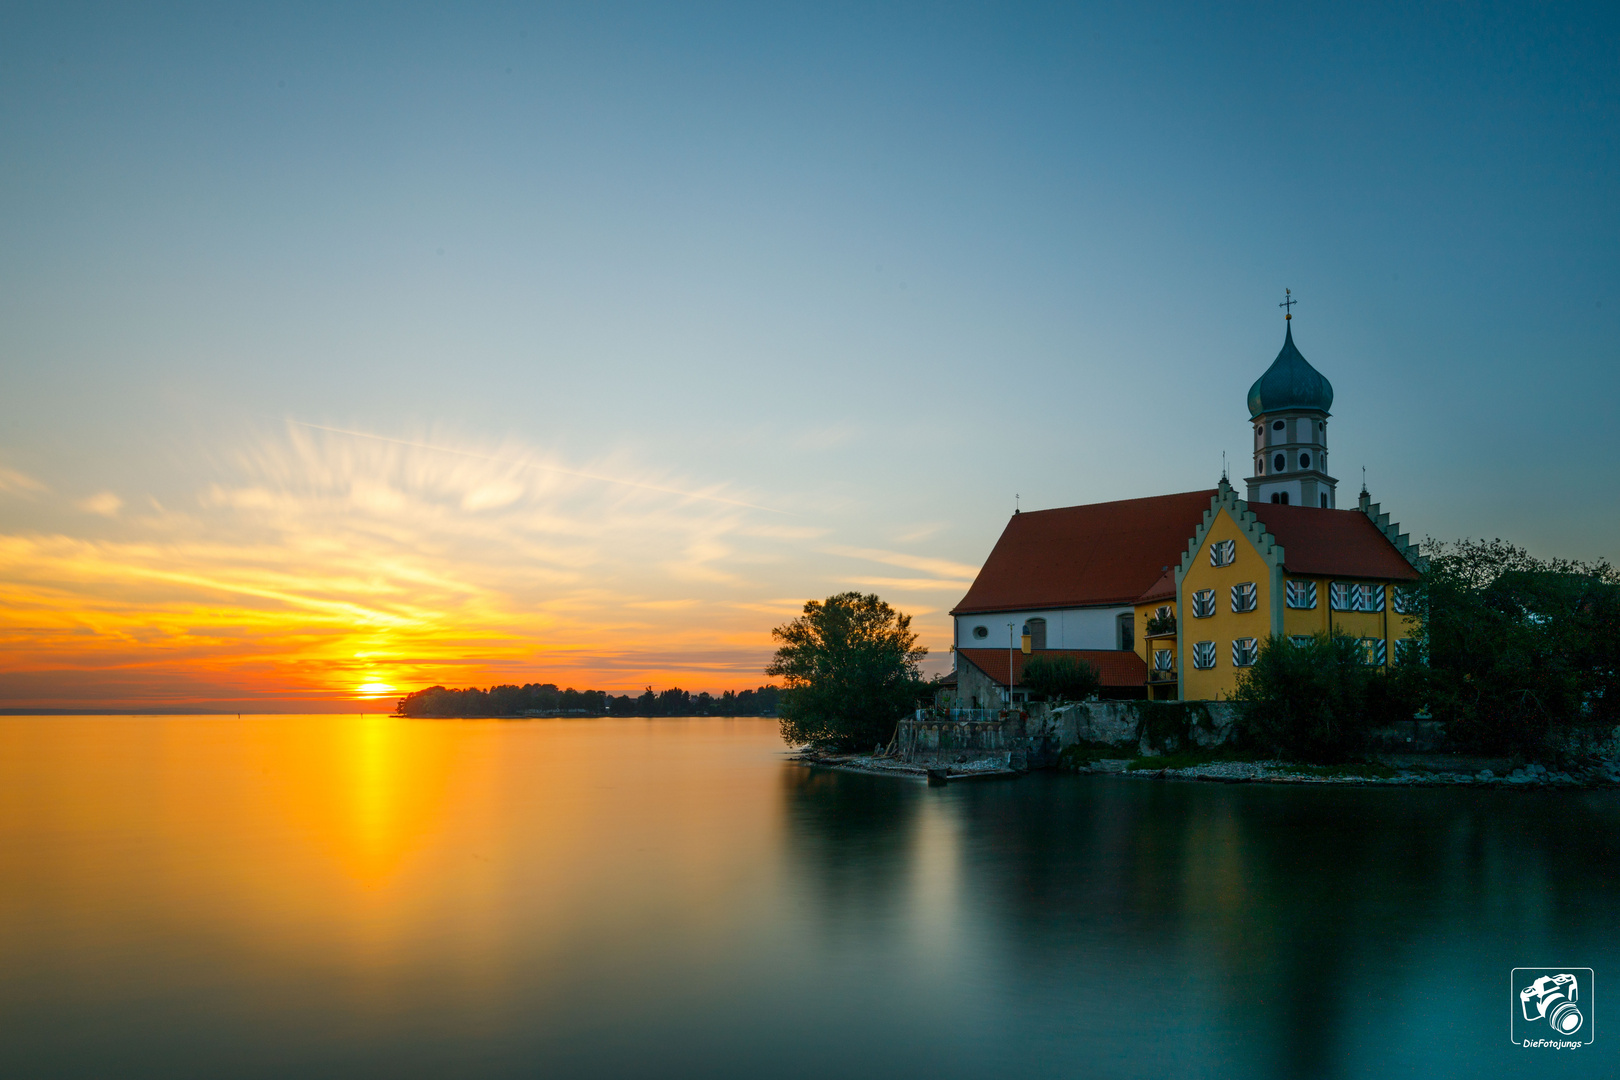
[1280,576,1419,667]
[1136,599,1177,699]
[1180,508,1274,701]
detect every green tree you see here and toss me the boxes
[766,592,928,750]
[1019,654,1101,702]
[1233,631,1420,762]
[1416,538,1620,756]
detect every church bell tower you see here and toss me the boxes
[1244,292,1338,508]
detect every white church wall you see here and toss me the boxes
[954,606,1132,651]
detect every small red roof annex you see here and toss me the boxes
[956,648,1148,688]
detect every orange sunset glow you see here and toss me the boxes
[0,425,969,712]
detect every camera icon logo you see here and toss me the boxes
[1512,968,1594,1047]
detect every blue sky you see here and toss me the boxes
[2,3,1616,704]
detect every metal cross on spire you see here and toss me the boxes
[1279,288,1296,320]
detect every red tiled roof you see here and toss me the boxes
[956,648,1148,688]
[1251,503,1421,581]
[1137,568,1176,603]
[951,490,1216,614]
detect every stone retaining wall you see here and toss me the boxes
[897,700,1243,767]
[896,702,1473,767]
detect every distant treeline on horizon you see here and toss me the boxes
[394,682,782,718]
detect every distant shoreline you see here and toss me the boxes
[0,710,778,719]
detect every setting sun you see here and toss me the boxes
[356,681,397,698]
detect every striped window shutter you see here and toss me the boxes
[1394,638,1421,665]
[1361,584,1385,612]
[1210,539,1236,567]
[1331,582,1357,611]
[1192,641,1217,669]
[1286,580,1317,609]
[1232,638,1259,667]
[1363,638,1387,666]
[1153,649,1174,672]
[1290,635,1314,648]
[1193,589,1216,618]
[1231,582,1257,612]
[1393,587,1415,614]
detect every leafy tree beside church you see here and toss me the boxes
[767,592,928,751]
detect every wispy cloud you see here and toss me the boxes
[0,466,46,496]
[77,491,124,516]
[821,544,981,581]
[288,421,791,514]
[846,576,974,592]
[0,425,970,709]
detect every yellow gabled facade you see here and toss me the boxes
[1174,481,1422,700]
[1177,488,1284,701]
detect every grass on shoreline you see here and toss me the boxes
[1124,747,1264,771]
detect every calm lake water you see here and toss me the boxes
[2,715,1616,1078]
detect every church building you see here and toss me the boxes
[950,303,1424,705]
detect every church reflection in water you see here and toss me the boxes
[781,767,1620,1077]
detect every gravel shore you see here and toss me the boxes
[799,750,1620,787]
[1070,758,1620,787]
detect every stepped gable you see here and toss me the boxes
[955,648,1148,689]
[951,489,1217,614]
[1248,502,1421,580]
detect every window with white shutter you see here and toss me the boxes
[1361,584,1385,612]
[1285,580,1317,609]
[1330,582,1357,611]
[1209,539,1236,567]
[1393,586,1419,615]
[1153,649,1174,672]
[1230,582,1258,613]
[1231,638,1259,667]
[1394,638,1421,665]
[1192,589,1216,618]
[1192,641,1217,669]
[1362,638,1387,666]
[1289,635,1314,648]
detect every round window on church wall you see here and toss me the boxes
[973,625,988,639]
[1300,453,1311,468]
[1273,420,1285,431]
[1273,453,1286,471]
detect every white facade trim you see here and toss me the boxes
[954,606,1134,651]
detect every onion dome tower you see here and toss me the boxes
[1245,291,1337,508]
